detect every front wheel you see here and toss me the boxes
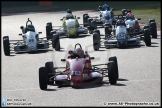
[3,36,10,56]
[45,62,55,85]
[108,61,117,85]
[144,29,151,46]
[93,32,100,51]
[109,56,119,80]
[52,35,60,51]
[39,67,47,90]
[46,22,52,40]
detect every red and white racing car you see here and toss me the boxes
[39,43,119,90]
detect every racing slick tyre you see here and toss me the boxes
[93,32,100,51]
[91,20,97,29]
[149,19,155,23]
[39,67,47,90]
[46,22,52,40]
[50,31,56,39]
[83,14,89,27]
[93,29,100,36]
[45,62,54,85]
[108,61,117,85]
[3,36,10,56]
[144,29,151,46]
[109,56,119,80]
[105,24,112,39]
[122,9,127,16]
[52,34,60,51]
[150,22,157,38]
[88,18,93,27]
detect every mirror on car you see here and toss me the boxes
[39,32,42,34]
[20,26,24,29]
[61,59,66,61]
[90,57,95,59]
[137,18,141,20]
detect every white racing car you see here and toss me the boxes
[92,19,151,50]
[83,6,116,34]
[3,18,52,56]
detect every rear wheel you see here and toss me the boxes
[93,32,100,51]
[3,36,10,56]
[91,20,97,29]
[105,25,112,39]
[52,34,60,51]
[93,29,100,36]
[150,22,157,38]
[83,14,89,27]
[46,22,52,40]
[88,18,93,26]
[45,62,55,85]
[39,67,47,90]
[109,56,119,79]
[108,61,117,85]
[144,29,151,46]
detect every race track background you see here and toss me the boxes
[1,11,161,107]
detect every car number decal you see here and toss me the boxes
[71,71,81,76]
[29,39,34,42]
[118,34,125,39]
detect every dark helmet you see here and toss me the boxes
[74,48,84,58]
[127,9,131,13]
[67,9,72,14]
[102,4,110,11]
[27,24,35,31]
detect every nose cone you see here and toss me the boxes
[68,29,76,36]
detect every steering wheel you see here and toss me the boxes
[26,18,32,27]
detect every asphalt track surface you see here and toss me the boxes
[1,11,161,107]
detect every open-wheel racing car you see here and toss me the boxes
[92,15,152,50]
[3,18,52,56]
[122,9,158,38]
[46,13,89,40]
[83,5,116,33]
[39,43,119,90]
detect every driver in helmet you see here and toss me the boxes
[125,10,140,31]
[26,24,35,32]
[68,48,85,59]
[65,9,74,19]
[102,4,110,11]
[125,10,134,20]
[116,15,126,27]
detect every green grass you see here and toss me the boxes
[2,1,161,28]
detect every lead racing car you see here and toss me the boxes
[39,43,119,90]
[46,11,89,40]
[83,4,116,33]
[3,18,53,56]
